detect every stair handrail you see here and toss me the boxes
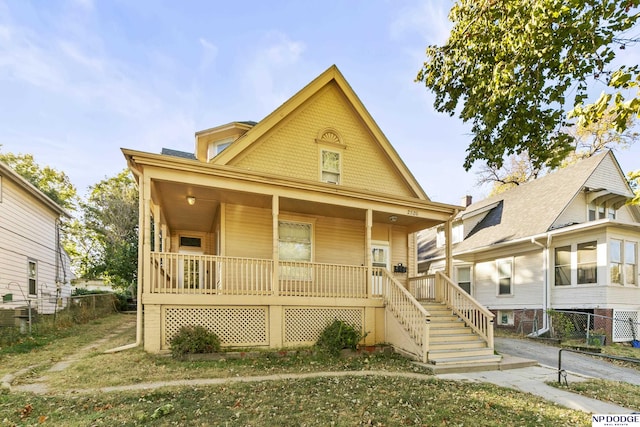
[435,271,494,349]
[378,268,431,363]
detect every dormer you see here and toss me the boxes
[195,121,256,162]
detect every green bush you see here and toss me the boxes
[170,326,221,357]
[316,320,364,356]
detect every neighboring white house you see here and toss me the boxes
[0,161,73,319]
[418,151,640,342]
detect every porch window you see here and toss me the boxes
[496,258,512,296]
[279,221,312,280]
[28,260,37,295]
[321,150,340,184]
[610,239,622,284]
[625,241,637,286]
[577,241,597,284]
[554,246,571,286]
[455,266,471,294]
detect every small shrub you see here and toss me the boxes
[170,326,221,357]
[316,320,364,356]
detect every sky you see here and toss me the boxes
[0,0,639,206]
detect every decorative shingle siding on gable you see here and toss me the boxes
[229,83,414,198]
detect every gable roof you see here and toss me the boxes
[419,150,639,262]
[0,161,69,217]
[210,65,430,200]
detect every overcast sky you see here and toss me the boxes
[1,0,639,206]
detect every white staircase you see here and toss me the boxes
[422,301,502,365]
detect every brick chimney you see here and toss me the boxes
[461,195,472,207]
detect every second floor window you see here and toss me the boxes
[321,150,340,184]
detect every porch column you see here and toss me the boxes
[366,209,372,297]
[272,195,280,296]
[153,203,161,252]
[444,219,453,278]
[142,175,152,295]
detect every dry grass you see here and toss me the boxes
[0,313,610,426]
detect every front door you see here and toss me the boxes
[371,242,390,295]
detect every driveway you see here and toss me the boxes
[495,337,640,386]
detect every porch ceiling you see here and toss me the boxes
[154,181,271,232]
[154,182,446,234]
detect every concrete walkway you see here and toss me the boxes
[436,364,636,414]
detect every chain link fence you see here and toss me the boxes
[0,293,119,346]
[510,308,640,346]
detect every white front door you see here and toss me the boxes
[371,242,390,295]
[179,250,203,289]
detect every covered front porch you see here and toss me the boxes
[128,149,494,362]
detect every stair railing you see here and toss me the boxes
[378,268,431,363]
[435,271,495,349]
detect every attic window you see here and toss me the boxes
[208,138,233,160]
[321,150,340,184]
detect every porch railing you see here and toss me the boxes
[377,268,431,363]
[149,253,368,298]
[435,271,494,349]
[407,274,435,300]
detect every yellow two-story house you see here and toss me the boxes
[123,65,498,365]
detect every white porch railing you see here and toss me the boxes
[149,253,368,298]
[377,268,431,363]
[435,271,494,349]
[407,274,435,300]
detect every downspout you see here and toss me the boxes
[105,164,143,353]
[529,235,552,335]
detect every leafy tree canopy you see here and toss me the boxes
[417,0,640,171]
[0,147,77,211]
[81,170,138,289]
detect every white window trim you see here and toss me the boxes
[207,137,234,161]
[497,310,514,326]
[320,148,341,184]
[28,259,38,296]
[609,238,639,287]
[496,257,513,297]
[454,265,472,294]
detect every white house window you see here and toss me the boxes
[436,226,445,248]
[28,259,37,296]
[321,150,340,184]
[279,221,312,280]
[610,239,622,284]
[554,246,571,286]
[455,266,472,294]
[207,138,233,160]
[625,242,637,285]
[498,310,514,326]
[577,241,597,284]
[496,258,513,296]
[452,222,463,244]
[588,201,616,221]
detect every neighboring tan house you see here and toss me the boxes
[123,65,500,365]
[0,161,73,323]
[418,151,640,343]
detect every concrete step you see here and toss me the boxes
[429,339,487,351]
[427,347,496,361]
[422,354,536,374]
[429,333,480,343]
[426,353,504,367]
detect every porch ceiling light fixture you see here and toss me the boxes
[388,215,398,223]
[186,196,196,205]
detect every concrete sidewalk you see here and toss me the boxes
[436,363,637,414]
